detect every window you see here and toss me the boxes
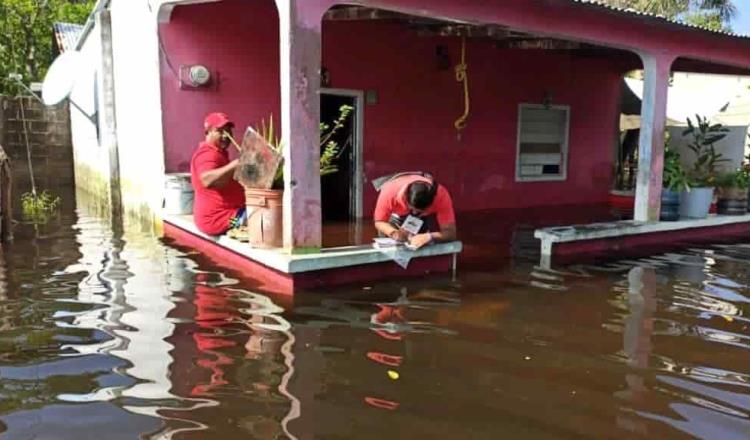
[516,104,569,181]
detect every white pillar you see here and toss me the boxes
[634,53,674,222]
[276,0,332,252]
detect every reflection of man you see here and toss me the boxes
[190,112,246,235]
[373,173,456,250]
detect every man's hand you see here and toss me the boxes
[389,229,410,242]
[408,232,433,250]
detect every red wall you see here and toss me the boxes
[159,0,623,214]
[159,0,280,172]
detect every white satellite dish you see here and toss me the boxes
[42,51,84,106]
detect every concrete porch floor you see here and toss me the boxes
[535,214,750,268]
[162,214,462,294]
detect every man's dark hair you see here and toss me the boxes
[407,180,438,210]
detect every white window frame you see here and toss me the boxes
[515,103,570,182]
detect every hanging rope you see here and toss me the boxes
[454,32,470,134]
[18,99,37,197]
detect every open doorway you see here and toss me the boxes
[320,89,363,222]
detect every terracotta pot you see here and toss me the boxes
[717,186,748,216]
[244,188,283,248]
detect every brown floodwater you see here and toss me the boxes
[1,189,750,439]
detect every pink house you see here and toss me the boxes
[69,0,750,292]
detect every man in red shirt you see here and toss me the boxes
[373,173,457,249]
[190,112,246,235]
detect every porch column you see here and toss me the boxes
[276,0,333,253]
[634,53,674,222]
[275,0,334,252]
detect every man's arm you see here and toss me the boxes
[431,223,457,242]
[200,159,239,189]
[408,223,456,249]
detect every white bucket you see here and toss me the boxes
[164,173,194,215]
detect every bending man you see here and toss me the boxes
[373,173,456,250]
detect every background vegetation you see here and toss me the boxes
[603,0,736,31]
[0,0,94,95]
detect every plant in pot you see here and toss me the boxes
[715,168,750,215]
[236,105,354,248]
[680,115,729,219]
[661,146,690,221]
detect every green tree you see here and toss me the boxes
[603,0,736,31]
[0,0,94,95]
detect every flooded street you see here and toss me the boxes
[1,191,750,439]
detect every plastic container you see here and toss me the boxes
[164,173,194,215]
[717,187,748,216]
[679,187,714,219]
[659,188,680,221]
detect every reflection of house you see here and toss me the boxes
[67,0,750,280]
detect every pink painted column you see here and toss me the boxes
[634,53,674,222]
[275,0,334,252]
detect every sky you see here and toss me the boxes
[732,3,750,35]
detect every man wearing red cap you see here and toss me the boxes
[190,112,246,235]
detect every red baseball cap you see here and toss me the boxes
[204,112,234,131]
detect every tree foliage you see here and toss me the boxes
[603,0,736,31]
[0,0,94,95]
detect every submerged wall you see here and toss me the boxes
[159,0,623,215]
[110,0,167,229]
[0,97,74,198]
[69,14,113,213]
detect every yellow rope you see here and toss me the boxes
[454,33,470,133]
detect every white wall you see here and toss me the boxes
[667,125,749,173]
[670,72,750,167]
[110,0,167,228]
[69,18,113,201]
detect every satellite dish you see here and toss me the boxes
[42,51,84,106]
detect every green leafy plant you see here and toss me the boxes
[21,190,61,224]
[0,0,95,94]
[682,115,729,187]
[257,104,354,189]
[715,168,750,189]
[662,146,690,192]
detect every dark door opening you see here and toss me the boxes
[320,93,357,222]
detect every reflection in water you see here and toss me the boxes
[615,266,658,435]
[2,190,750,438]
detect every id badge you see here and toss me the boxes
[400,215,424,235]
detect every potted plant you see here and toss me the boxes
[661,146,690,221]
[679,115,729,219]
[237,105,354,248]
[715,169,750,215]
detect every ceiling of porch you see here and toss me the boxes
[323,5,750,76]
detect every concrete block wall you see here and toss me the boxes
[0,96,75,197]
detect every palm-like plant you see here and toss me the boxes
[602,0,736,31]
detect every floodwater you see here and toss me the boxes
[2,190,750,439]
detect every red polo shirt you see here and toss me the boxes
[190,142,245,235]
[373,175,455,226]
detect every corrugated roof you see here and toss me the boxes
[53,22,84,53]
[572,0,750,40]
